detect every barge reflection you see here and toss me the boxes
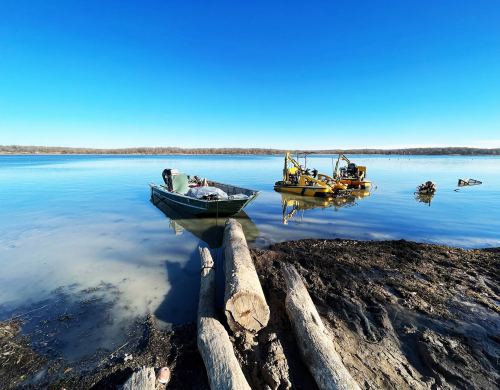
[280,189,370,224]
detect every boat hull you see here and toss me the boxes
[151,185,257,216]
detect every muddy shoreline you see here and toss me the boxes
[250,239,499,389]
[1,239,498,389]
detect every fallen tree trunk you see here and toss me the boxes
[122,367,156,390]
[223,218,270,333]
[197,247,251,390]
[281,263,361,390]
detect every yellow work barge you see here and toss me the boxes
[274,153,347,197]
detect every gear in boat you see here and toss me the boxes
[150,169,259,216]
[274,153,348,197]
[333,154,371,189]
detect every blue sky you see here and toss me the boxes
[0,1,499,149]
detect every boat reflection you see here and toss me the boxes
[415,193,434,207]
[152,197,259,248]
[280,189,370,224]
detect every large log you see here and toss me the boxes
[122,367,156,390]
[281,263,361,390]
[197,247,251,390]
[223,218,270,333]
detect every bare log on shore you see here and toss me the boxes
[223,218,270,333]
[197,247,251,390]
[261,332,292,390]
[281,263,361,390]
[122,367,156,390]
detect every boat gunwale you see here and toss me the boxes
[150,182,259,204]
[151,189,211,211]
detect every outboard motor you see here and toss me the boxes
[162,168,179,191]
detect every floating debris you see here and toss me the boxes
[416,181,436,195]
[458,178,482,187]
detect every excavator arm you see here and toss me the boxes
[333,154,350,178]
[283,152,303,181]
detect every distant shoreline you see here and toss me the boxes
[1,145,499,156]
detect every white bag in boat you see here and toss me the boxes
[187,186,229,200]
[230,193,249,200]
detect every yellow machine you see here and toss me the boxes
[274,153,347,197]
[333,154,371,189]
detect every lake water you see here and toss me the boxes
[1,154,499,362]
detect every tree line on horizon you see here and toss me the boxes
[1,145,499,155]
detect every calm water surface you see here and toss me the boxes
[1,154,499,361]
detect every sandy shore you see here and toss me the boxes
[1,239,498,389]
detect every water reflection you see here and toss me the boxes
[280,189,370,224]
[151,196,259,324]
[151,196,259,248]
[154,246,201,325]
[415,193,435,206]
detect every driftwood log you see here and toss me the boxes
[281,263,361,390]
[261,332,292,390]
[122,367,156,390]
[223,218,270,333]
[197,247,251,390]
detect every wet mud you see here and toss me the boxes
[248,239,499,389]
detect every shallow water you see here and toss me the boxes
[0,154,499,361]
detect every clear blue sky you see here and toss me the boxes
[1,1,499,149]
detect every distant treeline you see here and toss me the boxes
[1,145,500,156]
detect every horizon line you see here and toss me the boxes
[1,144,500,156]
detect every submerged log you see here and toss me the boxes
[281,263,361,390]
[122,367,156,390]
[197,247,251,390]
[223,219,270,333]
